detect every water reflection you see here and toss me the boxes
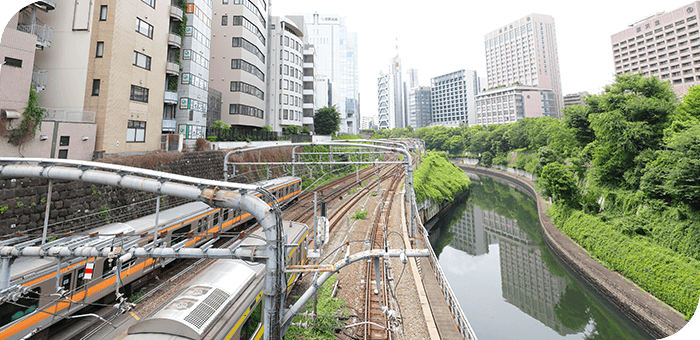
[429,175,651,340]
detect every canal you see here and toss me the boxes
[428,174,652,340]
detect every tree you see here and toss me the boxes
[284,125,299,135]
[300,126,310,135]
[480,151,493,167]
[587,74,677,188]
[539,163,579,206]
[563,104,595,146]
[313,106,341,135]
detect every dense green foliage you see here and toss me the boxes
[413,152,470,204]
[4,86,46,146]
[284,275,347,339]
[381,74,700,319]
[313,106,341,135]
[549,204,700,319]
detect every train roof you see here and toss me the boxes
[127,260,264,339]
[253,176,300,190]
[124,202,211,234]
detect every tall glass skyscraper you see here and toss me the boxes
[303,13,359,134]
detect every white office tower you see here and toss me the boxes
[407,68,420,88]
[430,70,479,127]
[304,13,360,134]
[390,56,406,128]
[377,72,393,129]
[484,14,563,118]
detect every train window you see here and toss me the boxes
[121,258,136,271]
[61,273,72,292]
[213,213,219,226]
[76,268,86,290]
[223,209,229,221]
[103,259,116,278]
[240,301,263,340]
[201,217,208,231]
[0,288,41,327]
[171,224,191,246]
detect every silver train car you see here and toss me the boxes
[117,221,308,340]
[0,176,302,340]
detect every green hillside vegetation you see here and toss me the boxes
[413,151,470,204]
[376,74,700,319]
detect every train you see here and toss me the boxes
[0,176,302,340]
[102,220,308,340]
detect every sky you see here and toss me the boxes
[269,0,699,119]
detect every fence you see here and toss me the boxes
[413,199,479,340]
[206,126,280,142]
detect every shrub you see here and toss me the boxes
[549,204,700,320]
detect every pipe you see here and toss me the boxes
[0,162,285,340]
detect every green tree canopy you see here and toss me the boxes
[587,74,677,188]
[313,106,341,135]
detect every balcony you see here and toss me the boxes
[35,0,56,11]
[303,116,314,125]
[42,109,95,123]
[170,5,183,21]
[162,119,177,132]
[166,62,180,76]
[17,23,53,49]
[168,33,182,48]
[164,90,178,105]
[32,68,47,92]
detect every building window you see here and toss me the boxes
[57,150,68,159]
[59,136,70,146]
[223,0,228,3]
[136,18,153,39]
[133,51,151,70]
[222,15,228,26]
[96,41,104,57]
[141,0,155,8]
[127,120,146,143]
[130,85,149,102]
[3,57,22,68]
[99,5,108,21]
[92,79,100,96]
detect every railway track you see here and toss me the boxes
[362,164,404,340]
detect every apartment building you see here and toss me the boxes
[484,14,563,119]
[1,0,186,157]
[266,16,305,133]
[209,0,268,131]
[475,85,557,126]
[301,43,317,132]
[430,70,478,127]
[611,1,700,95]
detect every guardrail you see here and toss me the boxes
[413,199,479,340]
[31,68,47,91]
[17,23,53,48]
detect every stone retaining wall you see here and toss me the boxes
[459,165,687,338]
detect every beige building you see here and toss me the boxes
[563,91,589,108]
[484,14,563,118]
[611,1,700,95]
[1,1,98,160]
[209,0,268,131]
[1,0,184,158]
[475,85,557,126]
